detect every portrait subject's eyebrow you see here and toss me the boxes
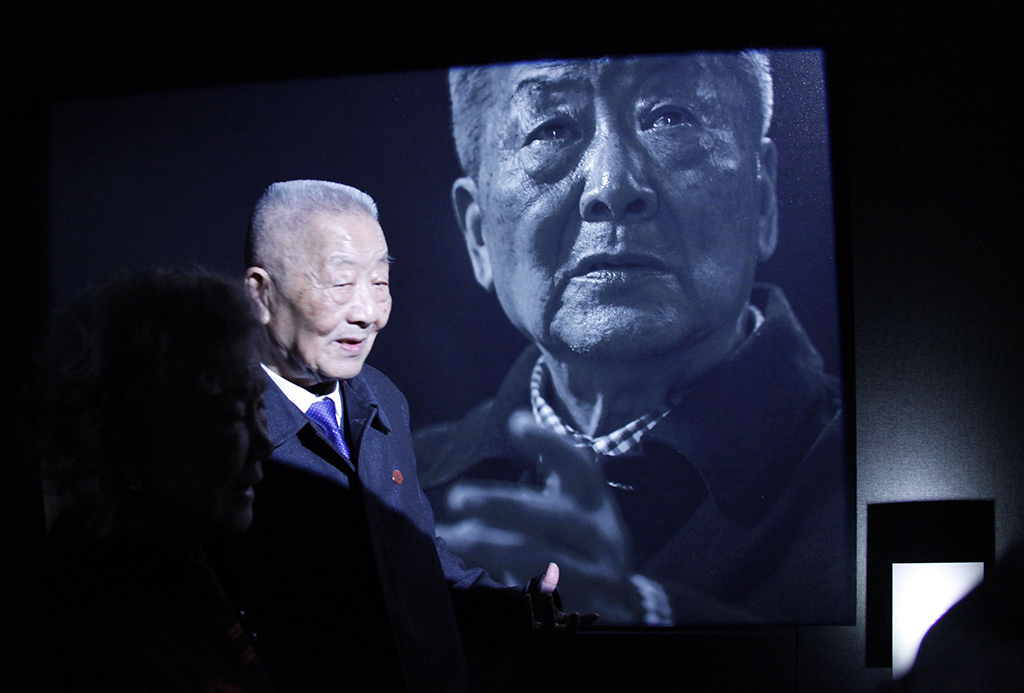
[508,64,594,110]
[638,67,722,111]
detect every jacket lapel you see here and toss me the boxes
[262,378,357,478]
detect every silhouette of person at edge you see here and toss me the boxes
[9,269,275,692]
[880,535,1024,693]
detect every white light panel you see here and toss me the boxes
[891,561,984,678]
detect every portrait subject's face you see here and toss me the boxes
[457,55,778,370]
[255,211,392,386]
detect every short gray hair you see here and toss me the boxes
[245,179,379,270]
[449,51,773,180]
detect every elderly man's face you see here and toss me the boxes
[455,55,777,367]
[251,211,392,386]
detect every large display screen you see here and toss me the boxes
[49,48,852,626]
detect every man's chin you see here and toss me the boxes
[548,316,690,362]
[272,355,366,387]
[316,357,369,383]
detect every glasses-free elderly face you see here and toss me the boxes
[454,54,778,374]
[250,211,393,387]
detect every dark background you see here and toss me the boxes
[4,3,1021,691]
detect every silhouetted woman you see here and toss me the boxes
[17,269,275,692]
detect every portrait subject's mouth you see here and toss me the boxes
[570,253,670,282]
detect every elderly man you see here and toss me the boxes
[207,180,582,693]
[415,52,853,625]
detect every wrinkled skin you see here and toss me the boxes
[455,55,777,376]
[443,54,778,621]
[246,211,393,388]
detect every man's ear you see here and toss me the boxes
[244,267,273,325]
[452,176,493,291]
[756,137,779,262]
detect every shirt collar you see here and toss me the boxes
[422,286,834,521]
[530,358,674,457]
[261,364,342,425]
[528,303,764,458]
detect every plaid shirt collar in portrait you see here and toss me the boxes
[528,304,765,458]
[529,357,675,457]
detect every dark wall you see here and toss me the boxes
[4,4,1021,691]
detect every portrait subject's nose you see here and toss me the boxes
[579,129,657,223]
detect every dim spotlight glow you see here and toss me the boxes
[891,561,984,678]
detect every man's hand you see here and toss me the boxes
[435,412,644,624]
[520,562,599,641]
[539,560,559,594]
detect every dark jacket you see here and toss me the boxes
[209,365,524,693]
[416,285,854,625]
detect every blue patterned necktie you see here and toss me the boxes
[306,397,351,459]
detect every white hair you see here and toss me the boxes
[246,179,378,269]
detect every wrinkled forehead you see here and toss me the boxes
[483,54,745,121]
[284,211,389,276]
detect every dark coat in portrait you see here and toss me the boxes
[209,364,525,692]
[416,285,854,624]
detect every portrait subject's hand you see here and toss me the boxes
[435,412,644,624]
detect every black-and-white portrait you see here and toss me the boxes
[415,51,852,626]
[49,48,852,628]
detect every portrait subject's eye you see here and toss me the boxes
[641,105,698,132]
[524,118,582,148]
[519,109,588,180]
